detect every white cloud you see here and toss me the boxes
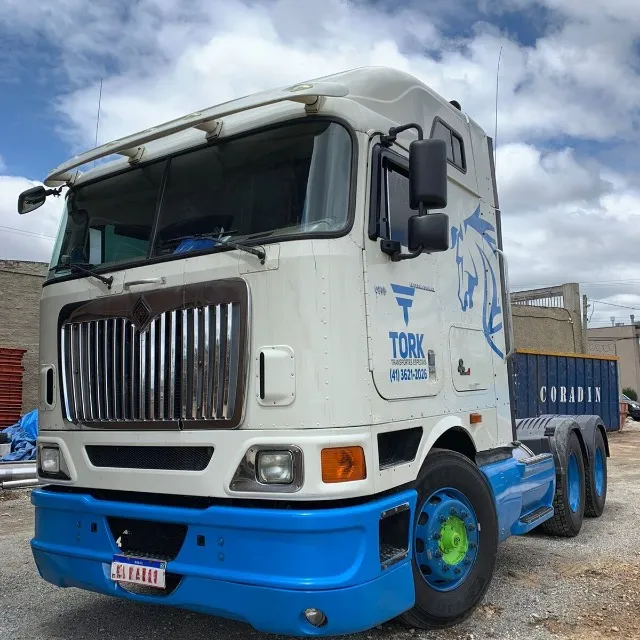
[498,140,640,325]
[497,143,613,214]
[0,0,639,326]
[33,0,637,150]
[0,176,62,262]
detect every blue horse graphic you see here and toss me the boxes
[450,205,504,358]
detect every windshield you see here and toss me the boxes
[48,120,352,280]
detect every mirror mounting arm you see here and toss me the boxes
[45,187,63,198]
[380,239,423,262]
[381,122,424,147]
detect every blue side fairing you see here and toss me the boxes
[31,488,417,637]
[480,451,556,542]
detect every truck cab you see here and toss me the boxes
[21,66,608,637]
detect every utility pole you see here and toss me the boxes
[582,294,588,353]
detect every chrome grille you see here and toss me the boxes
[60,303,241,424]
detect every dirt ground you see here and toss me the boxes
[1,421,639,640]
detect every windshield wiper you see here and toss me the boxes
[214,236,266,264]
[166,232,266,264]
[52,262,114,289]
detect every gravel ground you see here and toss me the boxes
[2,421,639,640]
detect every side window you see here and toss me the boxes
[385,165,412,247]
[431,118,466,172]
[88,228,102,264]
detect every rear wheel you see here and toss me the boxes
[400,449,498,629]
[541,431,585,537]
[585,429,607,517]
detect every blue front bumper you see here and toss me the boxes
[31,487,417,637]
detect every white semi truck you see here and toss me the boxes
[20,66,609,636]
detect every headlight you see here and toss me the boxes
[257,450,293,484]
[37,443,71,479]
[40,446,60,474]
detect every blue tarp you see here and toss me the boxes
[173,238,217,254]
[0,409,38,461]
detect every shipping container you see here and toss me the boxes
[0,347,27,428]
[512,350,620,431]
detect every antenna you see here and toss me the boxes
[94,78,103,162]
[494,46,503,169]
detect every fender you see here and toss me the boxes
[413,415,477,474]
[569,414,610,461]
[514,414,606,477]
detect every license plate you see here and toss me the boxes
[110,554,166,589]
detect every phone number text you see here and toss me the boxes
[389,368,429,383]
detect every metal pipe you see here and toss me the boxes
[0,464,37,482]
[1,478,41,489]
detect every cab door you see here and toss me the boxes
[363,143,442,400]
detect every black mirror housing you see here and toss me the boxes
[408,212,449,253]
[409,138,447,210]
[18,186,47,214]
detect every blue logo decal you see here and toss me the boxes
[388,331,425,359]
[391,283,415,326]
[451,205,503,358]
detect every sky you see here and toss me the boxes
[1,0,639,328]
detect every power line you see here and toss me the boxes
[590,315,639,319]
[589,299,640,311]
[0,225,56,240]
[512,279,640,289]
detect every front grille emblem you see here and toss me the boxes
[132,296,152,331]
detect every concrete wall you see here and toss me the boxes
[511,283,586,354]
[588,324,640,395]
[0,260,47,413]
[513,305,583,353]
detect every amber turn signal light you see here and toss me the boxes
[321,446,366,483]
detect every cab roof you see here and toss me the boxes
[44,66,486,188]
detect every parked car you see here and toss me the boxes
[622,394,640,421]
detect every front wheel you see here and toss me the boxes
[400,449,498,630]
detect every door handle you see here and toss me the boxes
[124,277,166,289]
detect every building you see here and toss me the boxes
[588,323,640,396]
[511,283,587,354]
[0,260,48,414]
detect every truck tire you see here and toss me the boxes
[541,430,585,537]
[400,449,498,630]
[584,429,607,517]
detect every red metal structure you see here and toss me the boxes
[0,347,26,428]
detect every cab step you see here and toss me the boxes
[520,505,553,526]
[521,453,553,466]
